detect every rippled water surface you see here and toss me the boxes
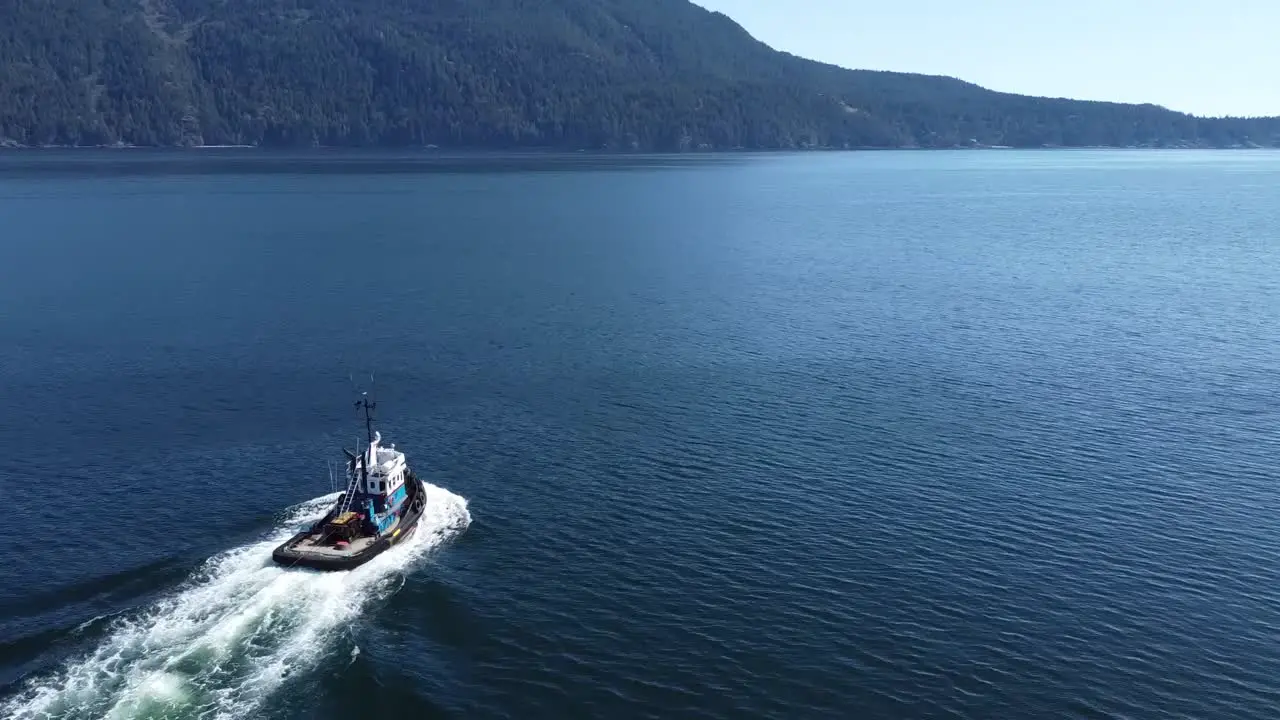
[2,150,1280,719]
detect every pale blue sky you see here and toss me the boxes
[693,0,1278,118]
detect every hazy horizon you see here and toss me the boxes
[695,0,1279,119]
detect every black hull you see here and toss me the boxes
[272,479,427,571]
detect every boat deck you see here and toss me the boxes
[292,534,379,557]
[287,512,402,559]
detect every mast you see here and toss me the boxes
[355,392,377,445]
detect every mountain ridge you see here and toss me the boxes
[1,0,1277,149]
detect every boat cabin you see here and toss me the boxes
[349,431,410,531]
[362,432,408,509]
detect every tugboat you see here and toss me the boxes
[272,395,427,571]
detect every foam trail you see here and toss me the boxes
[1,484,471,720]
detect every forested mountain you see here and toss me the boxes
[2,0,1278,149]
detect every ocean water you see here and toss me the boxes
[1,149,1279,719]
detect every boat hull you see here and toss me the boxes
[272,479,427,571]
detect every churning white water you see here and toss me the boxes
[2,484,471,720]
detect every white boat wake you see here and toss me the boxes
[1,484,471,720]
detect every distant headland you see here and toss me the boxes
[2,0,1277,150]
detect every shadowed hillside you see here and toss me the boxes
[1,0,1277,148]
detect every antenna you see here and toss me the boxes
[355,391,377,445]
[347,371,380,446]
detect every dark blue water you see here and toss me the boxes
[3,149,1280,719]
